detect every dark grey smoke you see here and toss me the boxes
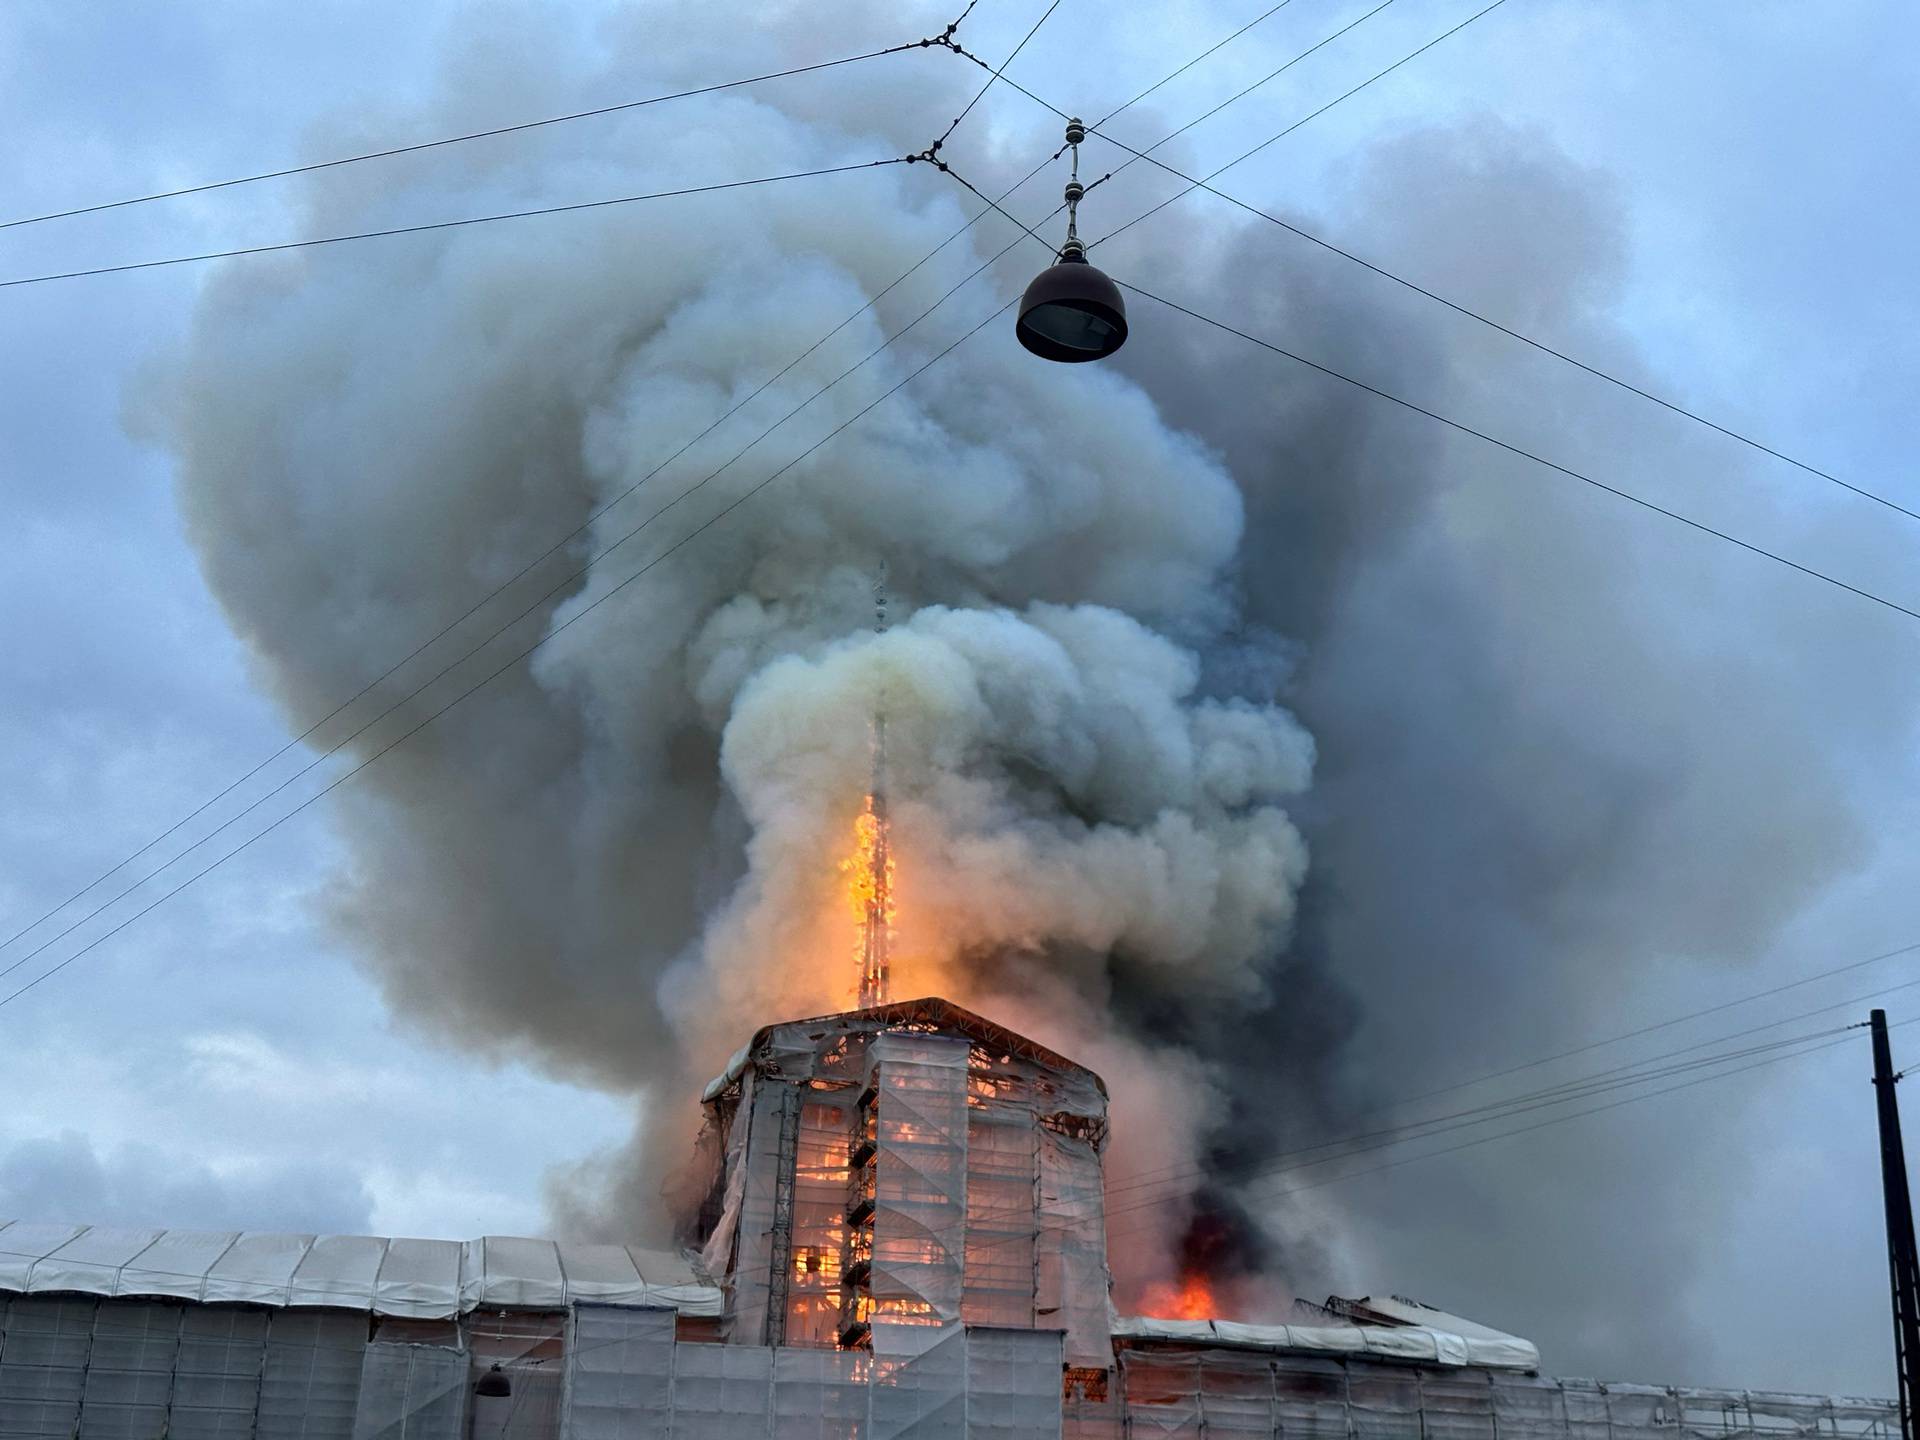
[1102,116,1905,1384]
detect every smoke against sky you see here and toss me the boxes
[139,0,1322,1308]
[4,0,1917,1400]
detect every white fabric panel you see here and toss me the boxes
[1356,1327,1442,1362]
[1348,1361,1423,1440]
[562,1303,674,1440]
[205,1233,317,1307]
[0,1295,95,1440]
[773,1347,871,1440]
[468,1236,566,1311]
[121,1228,241,1302]
[293,1236,388,1311]
[672,1339,774,1439]
[0,1223,723,1324]
[1270,1354,1352,1440]
[730,1074,788,1345]
[626,1247,700,1288]
[76,1299,182,1439]
[169,1306,271,1440]
[372,1238,464,1319]
[869,1323,966,1440]
[256,1309,365,1440]
[0,1222,86,1292]
[1114,1316,1542,1372]
[965,1328,1062,1440]
[349,1342,468,1440]
[870,1034,969,1351]
[1490,1374,1568,1440]
[29,1228,163,1300]
[1035,1132,1108,1369]
[560,1243,643,1307]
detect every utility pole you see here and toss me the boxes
[1872,1008,1920,1438]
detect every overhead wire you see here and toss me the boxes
[0,0,1340,978]
[0,181,1057,973]
[1114,276,1920,627]
[0,260,1029,1012]
[945,1007,1893,1256]
[1098,1022,1870,1243]
[0,28,975,233]
[1103,960,1920,1200]
[1064,94,1915,527]
[1085,0,1305,131]
[0,161,907,291]
[925,0,1067,156]
[1080,0,1511,249]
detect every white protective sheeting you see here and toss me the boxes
[869,1033,970,1358]
[1114,1315,1542,1372]
[0,1220,719,1320]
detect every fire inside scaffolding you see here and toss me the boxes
[0,997,1902,1438]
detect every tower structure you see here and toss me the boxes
[691,998,1113,1368]
[855,564,893,1010]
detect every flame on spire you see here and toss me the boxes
[844,561,894,1010]
[846,786,894,1009]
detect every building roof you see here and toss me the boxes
[0,1219,721,1319]
[1112,1313,1542,1371]
[702,994,1109,1102]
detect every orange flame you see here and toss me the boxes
[840,793,895,1007]
[1138,1273,1220,1321]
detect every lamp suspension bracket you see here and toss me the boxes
[1061,117,1087,260]
[1013,116,1128,362]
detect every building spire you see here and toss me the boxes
[857,562,893,1010]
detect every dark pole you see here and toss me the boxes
[1872,1008,1920,1437]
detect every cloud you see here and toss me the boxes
[0,1131,375,1236]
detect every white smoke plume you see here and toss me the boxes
[137,0,1316,1305]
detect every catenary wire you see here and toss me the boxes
[1105,938,1920,1197]
[1071,103,1914,527]
[1086,0,1304,131]
[0,168,1064,967]
[1098,1024,1869,1243]
[940,1010,1890,1255]
[1116,276,1920,627]
[0,0,1388,978]
[0,28,975,233]
[0,233,1032,993]
[1083,0,1510,250]
[1095,1022,1854,1209]
[1046,0,1404,176]
[0,284,1022,1015]
[0,0,1325,965]
[928,0,1067,154]
[0,161,905,290]
[968,1011,1865,1229]
[0,0,1401,961]
[0,0,1733,1005]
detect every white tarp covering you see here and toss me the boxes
[869,1033,969,1358]
[0,1220,719,1320]
[1114,1315,1542,1372]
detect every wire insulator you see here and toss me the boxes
[1064,116,1086,146]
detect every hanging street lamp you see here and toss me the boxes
[1016,118,1128,363]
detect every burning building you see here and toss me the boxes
[0,993,1900,1436]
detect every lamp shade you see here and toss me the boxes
[1015,254,1127,362]
[476,1364,513,1399]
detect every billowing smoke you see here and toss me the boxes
[138,0,1317,1309]
[136,0,1890,1383]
